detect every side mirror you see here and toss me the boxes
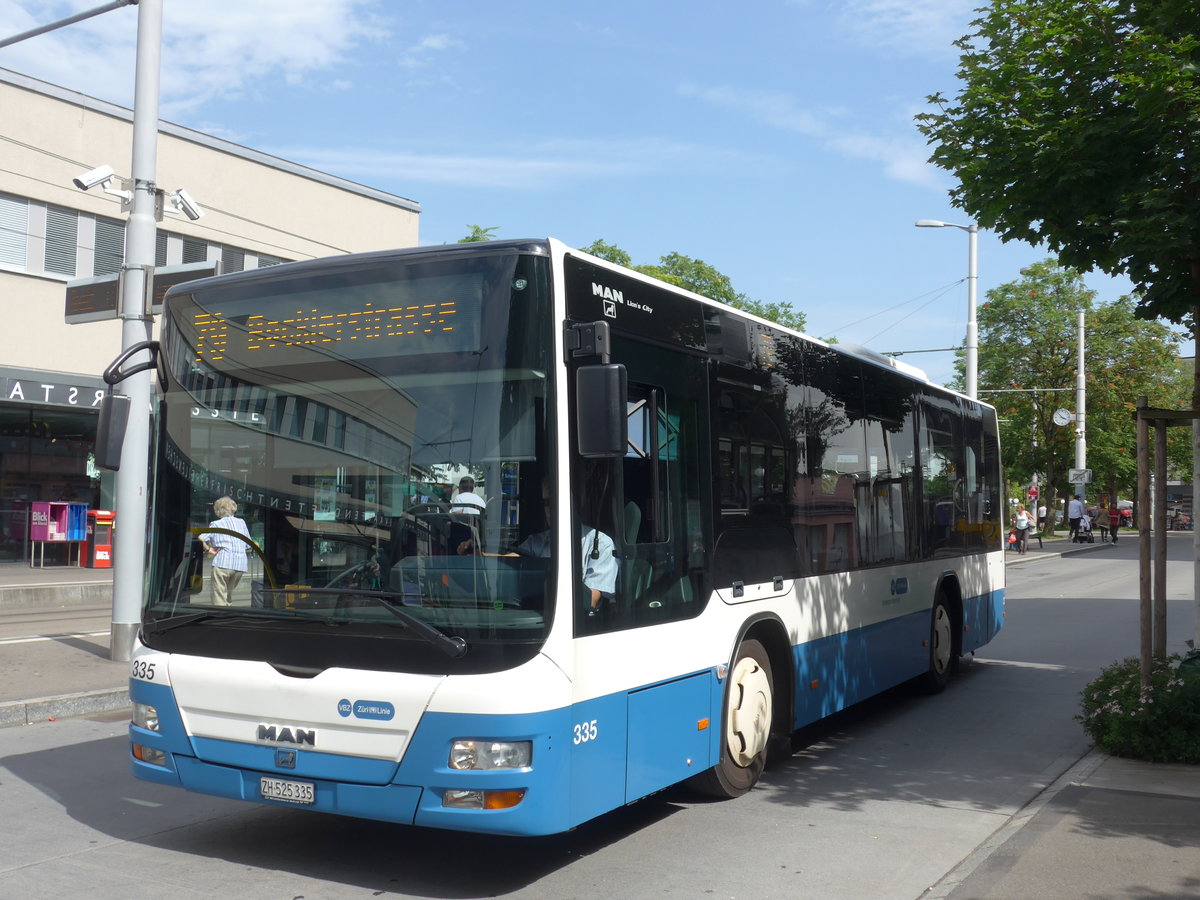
[94,393,131,470]
[576,364,627,458]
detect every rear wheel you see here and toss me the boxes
[921,593,955,694]
[691,638,773,798]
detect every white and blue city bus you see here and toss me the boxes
[124,238,1004,835]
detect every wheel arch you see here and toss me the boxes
[934,570,965,658]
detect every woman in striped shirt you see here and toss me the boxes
[199,496,252,606]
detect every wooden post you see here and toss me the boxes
[1154,419,1168,658]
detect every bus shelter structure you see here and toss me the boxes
[1135,397,1199,688]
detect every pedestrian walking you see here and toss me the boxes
[1107,503,1122,544]
[1067,496,1084,542]
[1012,503,1032,554]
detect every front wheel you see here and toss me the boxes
[920,593,956,694]
[690,638,774,798]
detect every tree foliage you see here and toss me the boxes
[915,1,1200,335]
[581,240,806,332]
[979,261,1188,511]
[457,225,499,243]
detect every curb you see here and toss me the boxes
[921,747,1107,899]
[0,583,113,611]
[0,686,128,728]
[1006,541,1116,566]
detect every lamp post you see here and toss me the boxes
[915,219,979,400]
[1074,307,1087,503]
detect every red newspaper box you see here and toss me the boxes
[83,509,115,568]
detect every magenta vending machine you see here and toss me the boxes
[29,501,87,566]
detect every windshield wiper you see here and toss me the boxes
[145,609,336,635]
[279,587,469,659]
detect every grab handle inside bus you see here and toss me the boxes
[576,363,627,458]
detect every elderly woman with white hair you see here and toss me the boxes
[199,496,252,606]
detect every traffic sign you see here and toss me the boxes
[1068,468,1093,484]
[1028,486,1039,499]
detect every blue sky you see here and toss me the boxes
[2,0,1152,387]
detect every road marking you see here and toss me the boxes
[974,658,1071,671]
[0,631,110,645]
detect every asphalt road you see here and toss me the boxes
[0,536,1194,899]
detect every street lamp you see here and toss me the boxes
[915,219,979,400]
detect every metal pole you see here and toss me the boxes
[0,0,135,49]
[965,225,979,400]
[1075,308,1086,503]
[110,0,162,662]
[1136,398,1151,689]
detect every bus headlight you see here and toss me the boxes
[131,702,160,732]
[448,739,532,770]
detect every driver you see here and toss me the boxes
[516,491,617,617]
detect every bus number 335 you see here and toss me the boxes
[573,719,598,745]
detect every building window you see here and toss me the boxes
[94,216,125,276]
[0,193,28,268]
[221,246,245,273]
[181,237,206,264]
[44,205,78,276]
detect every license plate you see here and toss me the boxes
[260,776,314,805]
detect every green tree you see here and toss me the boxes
[979,261,1188,529]
[583,241,806,332]
[457,225,499,243]
[916,1,1200,342]
[579,239,632,268]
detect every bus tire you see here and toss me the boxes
[920,593,955,694]
[691,638,773,799]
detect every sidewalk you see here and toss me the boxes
[0,562,126,727]
[933,752,1200,899]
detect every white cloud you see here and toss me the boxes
[829,0,973,58]
[398,33,466,70]
[275,138,768,189]
[0,0,387,113]
[681,82,943,190]
[678,84,836,137]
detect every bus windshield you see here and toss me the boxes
[142,248,555,674]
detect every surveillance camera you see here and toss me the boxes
[72,164,116,191]
[171,188,204,221]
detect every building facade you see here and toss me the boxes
[0,68,420,565]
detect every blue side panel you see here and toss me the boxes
[626,672,713,802]
[792,611,928,728]
[564,692,628,827]
[962,587,1005,650]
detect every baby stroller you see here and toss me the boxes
[1074,516,1095,543]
